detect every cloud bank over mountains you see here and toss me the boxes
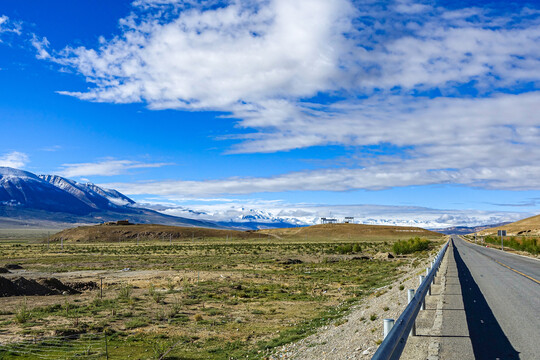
[150,200,529,229]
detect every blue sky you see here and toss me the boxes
[1,0,539,227]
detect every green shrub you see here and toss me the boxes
[392,237,430,254]
[15,300,30,324]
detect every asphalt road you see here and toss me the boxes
[450,235,540,359]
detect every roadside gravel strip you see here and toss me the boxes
[271,241,448,360]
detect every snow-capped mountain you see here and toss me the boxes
[0,167,94,215]
[0,167,220,229]
[152,205,308,230]
[0,167,135,215]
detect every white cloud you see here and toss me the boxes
[40,145,62,152]
[58,159,173,177]
[55,0,355,109]
[0,15,8,29]
[102,91,540,194]
[31,35,50,59]
[0,15,21,41]
[102,162,540,198]
[0,151,29,168]
[37,1,540,192]
[51,0,540,106]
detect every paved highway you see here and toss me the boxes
[449,235,540,359]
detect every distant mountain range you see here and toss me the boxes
[433,223,512,235]
[0,167,519,233]
[0,167,219,229]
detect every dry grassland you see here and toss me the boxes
[0,225,443,359]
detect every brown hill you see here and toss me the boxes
[258,223,443,241]
[51,223,261,243]
[475,214,540,237]
[50,222,443,243]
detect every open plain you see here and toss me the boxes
[0,224,443,359]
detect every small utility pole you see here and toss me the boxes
[498,230,506,251]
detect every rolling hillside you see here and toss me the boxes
[258,223,443,241]
[475,214,540,237]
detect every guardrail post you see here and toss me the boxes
[383,319,394,339]
[426,268,432,295]
[419,275,425,310]
[408,289,416,336]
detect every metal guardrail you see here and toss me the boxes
[371,240,450,360]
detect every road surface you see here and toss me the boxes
[444,235,540,359]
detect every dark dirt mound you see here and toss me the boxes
[38,278,80,295]
[0,267,11,273]
[0,276,81,297]
[5,264,23,270]
[12,277,57,296]
[0,277,20,296]
[65,281,98,291]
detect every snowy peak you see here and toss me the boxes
[84,183,135,206]
[0,167,39,180]
[38,174,135,209]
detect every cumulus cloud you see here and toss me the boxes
[37,0,540,192]
[0,151,29,168]
[58,159,173,177]
[51,1,540,105]
[55,0,355,109]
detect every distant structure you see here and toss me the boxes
[344,217,354,224]
[321,217,338,224]
[104,220,132,226]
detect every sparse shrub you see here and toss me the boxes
[125,317,148,329]
[166,278,175,292]
[117,284,133,301]
[152,339,171,359]
[370,314,377,321]
[399,285,404,291]
[15,299,30,324]
[148,285,165,304]
[194,313,203,322]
